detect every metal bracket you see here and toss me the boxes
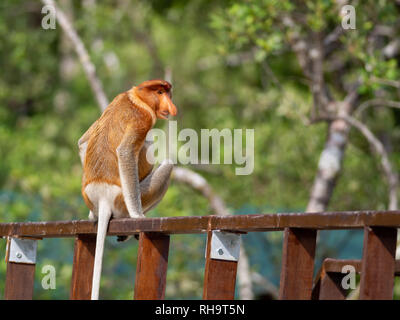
[208,230,241,262]
[7,237,37,264]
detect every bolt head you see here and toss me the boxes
[16,252,22,259]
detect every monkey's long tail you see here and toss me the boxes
[91,200,112,300]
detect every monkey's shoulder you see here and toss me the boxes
[104,92,153,127]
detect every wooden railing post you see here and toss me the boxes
[203,230,241,300]
[360,226,397,300]
[70,234,96,300]
[4,237,38,300]
[134,232,170,300]
[312,259,360,300]
[313,272,347,300]
[279,228,317,300]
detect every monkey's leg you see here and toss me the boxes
[88,210,95,220]
[79,130,99,221]
[116,160,173,242]
[141,159,174,213]
[80,138,96,220]
[78,141,88,165]
[116,126,144,218]
[78,123,97,165]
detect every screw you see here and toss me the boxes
[218,248,224,255]
[16,252,22,259]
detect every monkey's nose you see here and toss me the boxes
[168,104,177,116]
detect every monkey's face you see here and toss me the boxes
[136,80,178,120]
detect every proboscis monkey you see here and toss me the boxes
[78,79,178,300]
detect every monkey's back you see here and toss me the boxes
[82,92,154,197]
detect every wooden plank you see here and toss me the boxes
[313,257,400,300]
[4,238,36,300]
[316,258,400,275]
[134,232,170,300]
[318,272,347,300]
[279,228,317,300]
[312,258,357,300]
[5,263,36,300]
[360,226,397,300]
[3,211,400,238]
[322,258,362,273]
[70,234,96,300]
[203,231,238,300]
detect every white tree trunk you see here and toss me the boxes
[306,110,351,212]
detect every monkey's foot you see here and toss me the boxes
[117,235,129,242]
[116,235,138,241]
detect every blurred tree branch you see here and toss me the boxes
[173,167,280,299]
[282,17,356,213]
[286,16,398,213]
[371,76,400,90]
[271,5,398,214]
[172,167,230,216]
[355,99,400,117]
[41,0,109,112]
[313,114,398,210]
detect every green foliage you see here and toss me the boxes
[213,0,400,97]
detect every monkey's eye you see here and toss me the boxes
[157,90,163,94]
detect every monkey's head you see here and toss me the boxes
[135,80,178,120]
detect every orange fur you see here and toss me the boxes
[81,80,177,215]
[81,80,177,300]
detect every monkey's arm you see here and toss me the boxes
[116,126,144,218]
[117,160,173,242]
[141,160,174,213]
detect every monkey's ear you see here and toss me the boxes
[137,79,172,91]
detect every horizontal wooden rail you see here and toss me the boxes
[314,258,400,275]
[1,211,400,238]
[3,210,400,300]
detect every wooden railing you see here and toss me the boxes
[1,210,400,300]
